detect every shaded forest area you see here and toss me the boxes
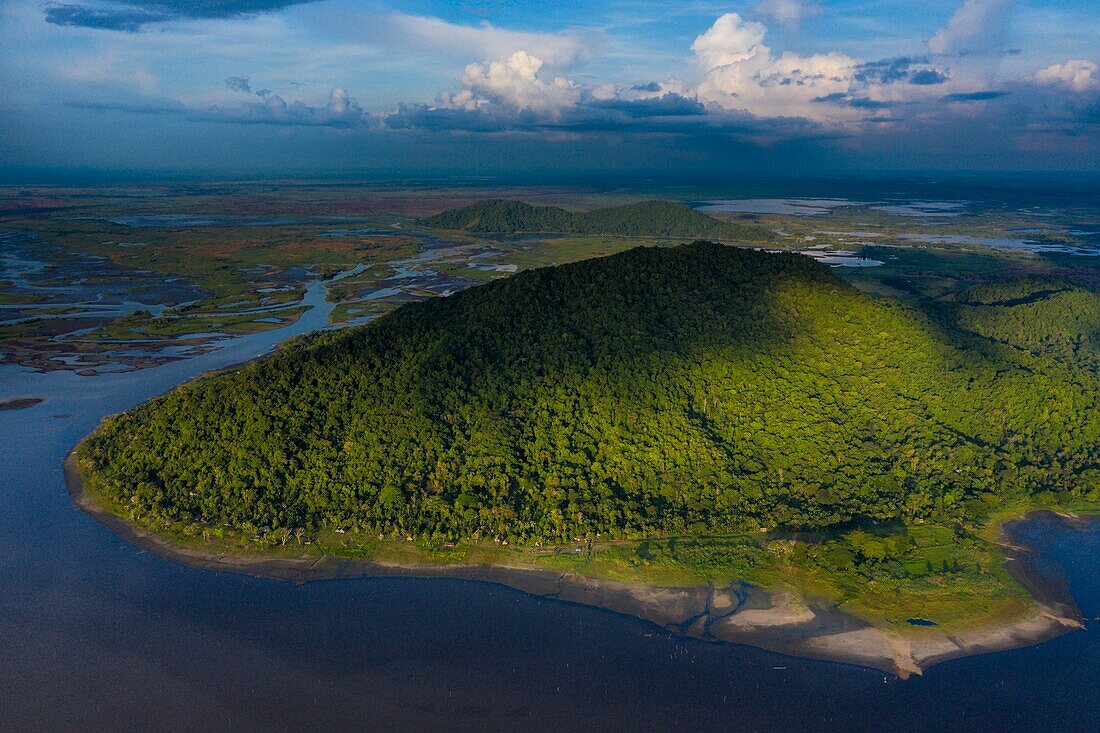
[83,242,1100,544]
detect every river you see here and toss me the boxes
[1,272,1098,732]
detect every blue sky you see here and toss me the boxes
[1,0,1096,177]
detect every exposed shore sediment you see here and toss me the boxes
[65,450,1086,679]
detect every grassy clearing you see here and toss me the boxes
[84,306,311,340]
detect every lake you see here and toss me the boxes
[1,275,1098,732]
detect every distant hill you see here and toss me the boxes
[949,276,1100,363]
[419,199,774,241]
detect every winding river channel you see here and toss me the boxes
[1,272,1098,732]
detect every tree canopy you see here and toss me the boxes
[419,199,774,241]
[83,242,1100,544]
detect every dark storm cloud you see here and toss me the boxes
[848,98,893,110]
[587,93,706,118]
[995,80,1100,136]
[631,82,662,92]
[853,57,928,85]
[225,76,252,94]
[384,104,540,133]
[910,69,948,86]
[853,57,949,88]
[44,1,318,31]
[812,93,896,110]
[383,95,825,144]
[386,94,709,134]
[1080,102,1100,125]
[67,89,365,127]
[941,90,1009,102]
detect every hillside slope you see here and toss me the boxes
[82,243,1099,543]
[949,277,1100,364]
[419,199,774,240]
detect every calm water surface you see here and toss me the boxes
[2,277,1098,732]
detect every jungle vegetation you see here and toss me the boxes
[82,242,1100,547]
[419,199,775,241]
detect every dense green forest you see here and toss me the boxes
[419,199,774,241]
[83,242,1100,545]
[947,277,1100,365]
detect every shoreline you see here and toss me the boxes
[65,449,1087,679]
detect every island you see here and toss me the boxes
[69,240,1100,677]
[0,396,43,411]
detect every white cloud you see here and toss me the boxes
[691,13,767,69]
[58,56,159,97]
[326,87,355,115]
[431,14,868,124]
[445,51,582,116]
[692,13,860,122]
[749,0,822,31]
[928,0,1015,55]
[1034,60,1099,93]
[389,14,595,68]
[194,85,366,125]
[590,83,618,101]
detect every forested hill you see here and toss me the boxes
[83,242,1099,544]
[419,199,774,240]
[948,276,1100,365]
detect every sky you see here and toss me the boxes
[0,0,1097,179]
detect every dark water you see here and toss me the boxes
[2,284,1099,732]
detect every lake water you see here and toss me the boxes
[895,233,1100,257]
[2,276,1099,731]
[694,199,865,216]
[693,199,968,217]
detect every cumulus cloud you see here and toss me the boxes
[194,85,366,126]
[928,0,1015,56]
[43,2,1096,168]
[415,12,1006,131]
[1034,60,1099,93]
[749,0,822,31]
[440,51,582,116]
[689,14,1009,123]
[692,13,860,122]
[691,13,768,69]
